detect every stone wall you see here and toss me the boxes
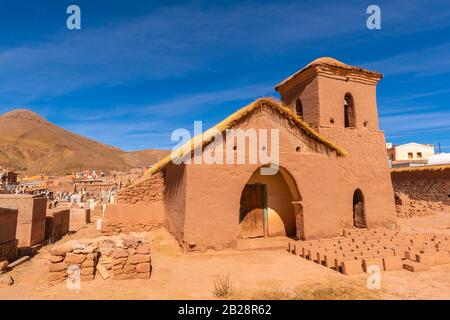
[391,166,450,217]
[117,172,164,205]
[391,166,450,204]
[48,233,151,286]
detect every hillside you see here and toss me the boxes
[121,149,170,168]
[0,109,169,175]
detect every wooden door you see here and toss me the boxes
[239,184,266,239]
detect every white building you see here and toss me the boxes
[387,142,435,162]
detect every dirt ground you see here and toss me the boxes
[1,210,450,300]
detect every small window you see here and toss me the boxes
[295,98,303,119]
[344,93,356,128]
[417,152,422,158]
[408,152,413,159]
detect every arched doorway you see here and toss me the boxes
[239,167,302,239]
[353,189,367,228]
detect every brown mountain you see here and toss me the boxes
[0,109,169,175]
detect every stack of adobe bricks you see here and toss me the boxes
[48,233,151,285]
[288,227,450,275]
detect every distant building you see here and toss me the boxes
[387,142,435,168]
[0,171,18,187]
[427,153,450,166]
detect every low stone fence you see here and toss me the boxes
[48,233,151,286]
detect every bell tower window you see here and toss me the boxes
[295,98,303,119]
[344,93,356,128]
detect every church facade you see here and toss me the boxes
[116,57,396,251]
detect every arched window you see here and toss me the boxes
[295,98,303,119]
[344,93,356,128]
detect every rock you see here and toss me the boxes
[113,257,127,266]
[122,237,138,248]
[96,264,110,280]
[100,247,114,257]
[128,254,150,265]
[80,267,95,276]
[0,275,14,286]
[64,253,86,265]
[50,255,64,263]
[73,245,98,254]
[123,264,136,274]
[50,244,74,256]
[113,249,128,259]
[136,244,151,255]
[81,260,95,268]
[0,260,9,271]
[49,262,68,272]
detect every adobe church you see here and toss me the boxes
[113,57,396,251]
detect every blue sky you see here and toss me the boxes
[0,0,449,152]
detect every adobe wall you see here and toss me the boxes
[166,110,343,251]
[117,172,164,205]
[0,195,47,247]
[104,171,166,234]
[0,208,18,244]
[278,74,321,126]
[69,208,91,232]
[46,209,70,242]
[391,167,450,205]
[317,75,379,130]
[319,127,397,229]
[0,208,18,262]
[101,203,164,235]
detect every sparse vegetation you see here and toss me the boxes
[242,281,382,300]
[213,273,234,298]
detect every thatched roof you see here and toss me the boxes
[391,164,450,173]
[275,57,383,91]
[145,98,346,176]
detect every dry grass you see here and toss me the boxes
[213,273,234,298]
[145,97,347,176]
[240,280,382,300]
